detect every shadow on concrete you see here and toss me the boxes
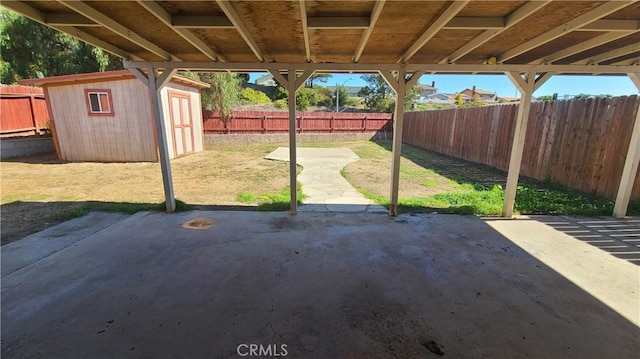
[2,211,638,358]
[533,215,640,265]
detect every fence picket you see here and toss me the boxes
[403,96,640,200]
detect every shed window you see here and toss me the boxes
[84,89,114,116]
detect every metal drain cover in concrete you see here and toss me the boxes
[182,217,215,230]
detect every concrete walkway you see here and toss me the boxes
[2,211,638,358]
[265,147,386,213]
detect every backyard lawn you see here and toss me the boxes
[2,140,637,245]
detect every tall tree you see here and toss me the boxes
[358,75,394,112]
[358,74,422,112]
[198,73,242,121]
[0,9,121,84]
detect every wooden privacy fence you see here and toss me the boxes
[203,110,393,134]
[403,96,640,200]
[0,85,50,137]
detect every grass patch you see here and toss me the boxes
[236,182,306,211]
[54,207,90,221]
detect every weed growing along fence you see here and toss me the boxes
[403,96,640,200]
[203,110,392,134]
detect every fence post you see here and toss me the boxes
[262,115,267,133]
[330,115,334,133]
[27,95,38,134]
[300,116,304,133]
[363,115,367,132]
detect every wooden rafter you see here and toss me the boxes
[573,43,640,65]
[1,0,139,60]
[353,0,385,63]
[44,13,99,26]
[440,1,551,64]
[216,0,265,62]
[498,1,635,63]
[299,0,310,62]
[613,57,640,66]
[136,0,223,62]
[533,32,637,64]
[400,0,470,63]
[578,19,640,32]
[57,0,180,61]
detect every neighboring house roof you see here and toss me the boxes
[255,74,276,85]
[417,84,438,91]
[425,93,449,99]
[498,96,519,102]
[462,88,496,95]
[19,70,209,89]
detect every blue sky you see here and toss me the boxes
[249,73,639,98]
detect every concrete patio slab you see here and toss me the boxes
[265,147,387,212]
[2,211,638,358]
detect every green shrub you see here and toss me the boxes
[274,99,288,109]
[239,88,271,104]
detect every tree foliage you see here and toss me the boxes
[198,73,242,121]
[536,95,554,102]
[306,74,332,88]
[358,75,394,112]
[0,9,121,84]
[358,75,419,113]
[239,87,271,104]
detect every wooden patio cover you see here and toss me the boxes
[4,0,639,217]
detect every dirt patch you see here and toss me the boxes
[1,144,291,245]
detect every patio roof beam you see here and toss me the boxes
[299,0,311,62]
[216,0,265,62]
[573,43,640,65]
[123,60,640,74]
[58,0,181,61]
[533,31,636,64]
[354,0,385,63]
[497,1,634,63]
[440,1,551,64]
[502,71,553,217]
[613,73,640,218]
[399,0,470,63]
[136,0,222,62]
[1,1,139,60]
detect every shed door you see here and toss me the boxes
[169,91,194,157]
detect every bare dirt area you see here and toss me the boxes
[1,144,290,244]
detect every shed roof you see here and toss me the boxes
[19,70,210,89]
[2,1,639,75]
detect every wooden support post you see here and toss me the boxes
[287,68,298,214]
[502,72,536,217]
[613,78,640,217]
[387,69,407,216]
[146,67,178,212]
[268,67,314,214]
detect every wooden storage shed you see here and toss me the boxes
[21,70,208,162]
